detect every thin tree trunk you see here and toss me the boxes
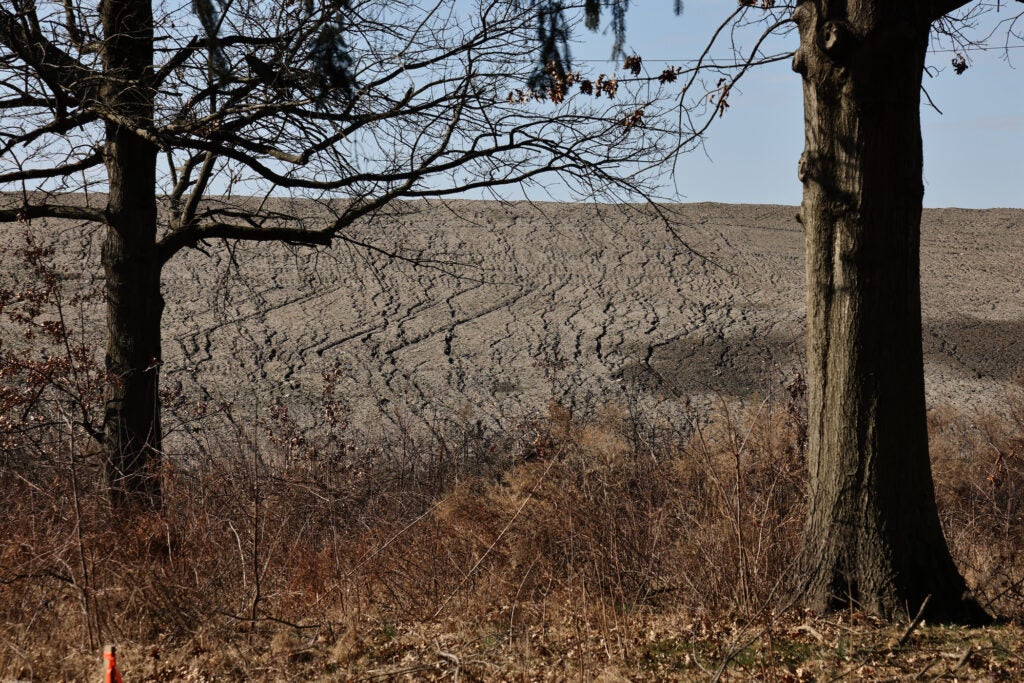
[101,0,163,509]
[792,0,988,624]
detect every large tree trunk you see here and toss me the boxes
[791,0,988,624]
[101,0,163,509]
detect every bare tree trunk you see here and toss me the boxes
[792,0,989,624]
[101,0,163,509]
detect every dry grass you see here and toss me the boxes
[2,383,1023,681]
[2,242,1023,680]
[930,381,1024,620]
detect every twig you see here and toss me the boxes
[797,623,826,644]
[435,639,461,682]
[913,657,940,680]
[894,595,932,648]
[922,646,974,681]
[354,664,436,681]
[212,610,320,630]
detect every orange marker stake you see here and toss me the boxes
[103,645,124,683]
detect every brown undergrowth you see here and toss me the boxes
[2,242,1023,680]
[2,384,1022,681]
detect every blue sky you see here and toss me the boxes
[568,1,1024,208]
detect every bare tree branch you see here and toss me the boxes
[0,5,99,107]
[0,149,103,183]
[929,0,981,22]
[0,202,104,224]
[157,221,332,264]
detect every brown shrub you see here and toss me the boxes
[931,380,1024,617]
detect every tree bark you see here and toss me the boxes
[100,0,163,509]
[792,0,989,624]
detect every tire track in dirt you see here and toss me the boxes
[3,199,1021,444]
